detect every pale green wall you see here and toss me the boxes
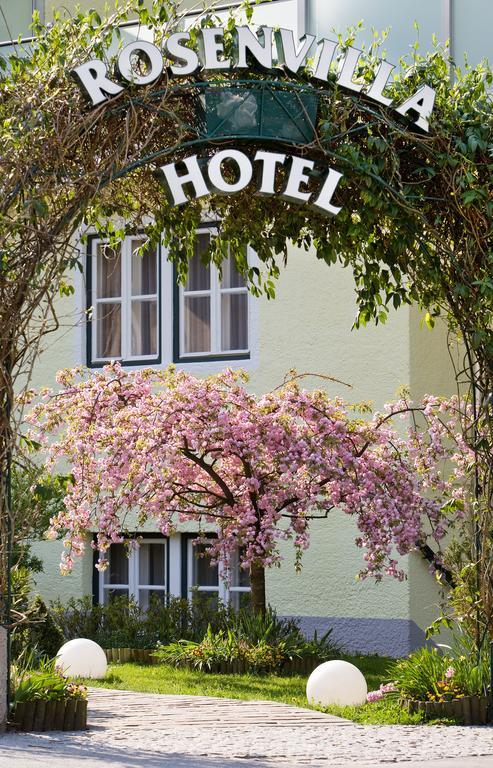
[31,537,93,603]
[265,515,411,622]
[247,245,412,627]
[407,307,458,641]
[409,308,457,402]
[44,0,235,23]
[255,249,452,640]
[0,1,33,40]
[309,0,493,64]
[28,243,451,646]
[252,243,409,400]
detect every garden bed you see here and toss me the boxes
[104,647,321,675]
[10,698,87,732]
[404,695,490,725]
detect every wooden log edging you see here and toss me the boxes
[404,695,489,724]
[10,698,87,731]
[200,656,321,676]
[104,648,159,664]
[282,656,321,676]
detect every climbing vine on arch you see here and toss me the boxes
[1,0,493,640]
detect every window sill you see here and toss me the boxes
[175,352,251,364]
[88,355,162,368]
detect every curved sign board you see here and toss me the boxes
[71,17,436,219]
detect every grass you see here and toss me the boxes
[86,654,427,725]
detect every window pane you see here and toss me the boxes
[97,244,121,298]
[139,589,166,610]
[131,241,157,296]
[231,549,250,588]
[193,544,219,587]
[191,591,219,611]
[221,293,248,351]
[184,296,211,354]
[229,592,251,611]
[139,543,166,586]
[103,588,129,604]
[186,235,211,291]
[96,303,121,358]
[103,544,129,585]
[221,254,246,289]
[131,300,157,357]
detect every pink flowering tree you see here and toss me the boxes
[27,365,472,614]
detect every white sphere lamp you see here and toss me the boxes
[56,638,108,679]
[306,660,367,707]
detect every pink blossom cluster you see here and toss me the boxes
[445,666,455,679]
[366,690,384,703]
[26,364,473,579]
[367,682,397,702]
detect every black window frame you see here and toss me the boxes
[85,233,162,368]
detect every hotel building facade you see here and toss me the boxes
[3,0,491,655]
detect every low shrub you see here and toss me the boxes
[27,596,340,675]
[154,610,341,673]
[385,631,490,704]
[10,656,88,708]
[49,593,235,649]
[154,627,288,673]
[295,629,340,661]
[229,608,302,646]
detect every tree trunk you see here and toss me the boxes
[249,561,266,616]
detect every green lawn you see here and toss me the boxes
[86,655,424,725]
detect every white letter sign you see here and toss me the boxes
[208,150,253,193]
[157,149,344,216]
[158,155,209,206]
[116,41,164,85]
[71,60,123,106]
[396,85,436,132]
[71,23,436,132]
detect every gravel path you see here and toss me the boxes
[1,688,493,767]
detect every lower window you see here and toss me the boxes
[187,540,251,610]
[99,538,167,609]
[97,535,251,610]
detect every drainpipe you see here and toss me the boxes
[441,0,454,64]
[297,0,307,39]
[32,0,44,23]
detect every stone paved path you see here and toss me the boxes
[89,688,350,730]
[1,688,493,767]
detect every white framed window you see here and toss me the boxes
[99,539,167,609]
[187,540,251,609]
[178,227,249,360]
[90,236,159,364]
